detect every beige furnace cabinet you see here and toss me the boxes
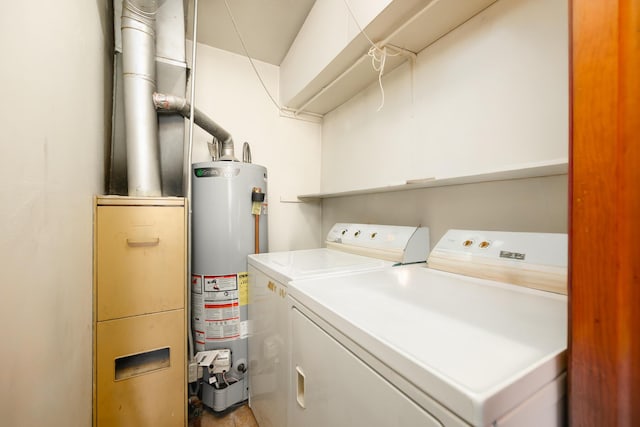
[93,196,187,427]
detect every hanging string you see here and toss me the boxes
[342,0,400,111]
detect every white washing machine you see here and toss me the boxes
[247,223,430,427]
[287,230,568,427]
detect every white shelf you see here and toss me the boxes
[287,0,498,115]
[297,159,568,201]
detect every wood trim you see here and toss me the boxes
[183,197,189,427]
[428,250,567,295]
[93,196,98,427]
[96,195,185,206]
[569,0,640,424]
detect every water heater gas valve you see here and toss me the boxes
[195,349,232,374]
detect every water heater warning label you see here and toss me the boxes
[238,272,248,306]
[204,297,240,341]
[193,273,242,348]
[191,275,203,294]
[206,320,240,342]
[205,301,239,321]
[204,275,237,292]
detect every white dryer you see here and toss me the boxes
[247,223,430,427]
[287,230,568,427]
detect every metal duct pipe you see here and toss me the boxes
[122,0,162,196]
[153,92,238,161]
[208,138,221,161]
[242,142,252,163]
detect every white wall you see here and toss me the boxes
[321,0,568,193]
[279,0,392,106]
[188,42,323,251]
[322,175,568,249]
[0,1,110,425]
[319,0,568,244]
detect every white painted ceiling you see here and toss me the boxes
[186,0,317,66]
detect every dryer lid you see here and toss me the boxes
[248,248,392,283]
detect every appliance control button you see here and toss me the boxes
[354,230,361,237]
[370,232,377,239]
[463,240,474,247]
[479,241,491,249]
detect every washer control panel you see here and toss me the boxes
[325,223,430,264]
[431,230,567,267]
[427,229,569,294]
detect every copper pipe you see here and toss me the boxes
[254,214,259,254]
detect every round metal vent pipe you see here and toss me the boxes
[242,142,252,163]
[153,92,238,161]
[122,0,162,196]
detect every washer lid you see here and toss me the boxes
[288,265,567,426]
[248,248,393,284]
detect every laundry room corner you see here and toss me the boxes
[318,0,569,245]
[3,0,637,424]
[321,174,568,249]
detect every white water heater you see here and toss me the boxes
[191,160,268,411]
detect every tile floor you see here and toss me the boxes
[189,403,258,427]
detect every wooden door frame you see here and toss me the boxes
[569,0,640,424]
